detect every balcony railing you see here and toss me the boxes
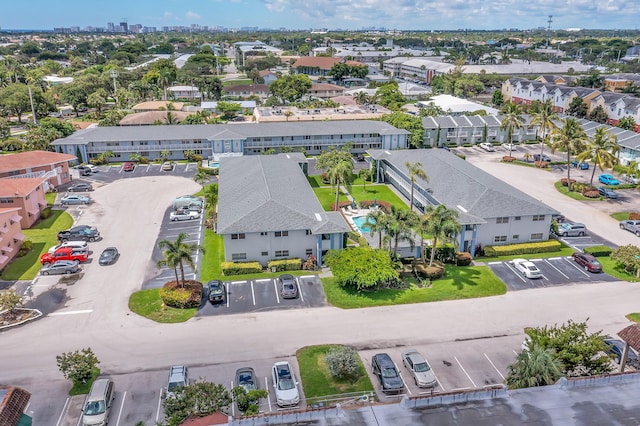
[86,144,211,153]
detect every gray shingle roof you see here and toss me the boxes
[367,149,557,223]
[217,154,350,235]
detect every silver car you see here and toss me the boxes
[61,194,92,205]
[401,349,437,388]
[620,220,640,236]
[40,260,80,275]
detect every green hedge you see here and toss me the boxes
[40,207,52,219]
[484,240,562,257]
[414,263,444,279]
[423,246,456,264]
[455,252,472,266]
[584,246,613,257]
[267,258,302,272]
[221,261,262,275]
[159,282,202,309]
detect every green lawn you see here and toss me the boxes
[297,345,374,400]
[626,313,640,323]
[1,210,74,280]
[45,192,57,205]
[222,79,251,86]
[312,187,350,211]
[476,244,575,263]
[322,265,506,309]
[350,185,407,210]
[69,368,100,396]
[611,212,631,221]
[553,181,602,201]
[599,256,640,282]
[128,289,199,323]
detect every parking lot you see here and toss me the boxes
[73,161,199,185]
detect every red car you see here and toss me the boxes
[40,247,89,265]
[123,162,135,172]
[571,252,602,273]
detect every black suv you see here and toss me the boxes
[371,353,404,393]
[58,225,100,242]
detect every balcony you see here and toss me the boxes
[86,144,211,153]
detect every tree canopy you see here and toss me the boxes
[163,381,231,426]
[269,74,312,104]
[381,112,424,148]
[325,246,400,290]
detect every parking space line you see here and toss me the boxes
[146,165,151,173]
[504,262,527,283]
[273,280,280,303]
[226,285,230,307]
[483,353,506,381]
[454,356,477,388]
[297,279,304,302]
[397,369,411,395]
[115,391,126,426]
[155,388,163,423]
[55,397,70,426]
[487,261,502,265]
[265,377,272,412]
[300,275,315,279]
[543,259,570,279]
[562,257,591,277]
[230,381,235,417]
[251,281,256,305]
[423,355,445,391]
[513,350,519,356]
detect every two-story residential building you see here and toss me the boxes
[0,178,48,229]
[167,85,201,100]
[0,150,75,189]
[0,207,26,271]
[217,154,350,266]
[367,149,558,256]
[421,115,536,147]
[222,84,270,100]
[503,77,600,113]
[292,57,366,77]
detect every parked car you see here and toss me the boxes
[40,247,88,265]
[271,361,300,407]
[169,210,200,221]
[571,252,602,273]
[80,168,92,177]
[558,222,586,237]
[401,349,437,388]
[67,183,93,192]
[99,247,119,266]
[620,220,640,236]
[162,161,174,171]
[501,143,517,151]
[61,194,92,205]
[371,353,404,394]
[177,204,203,214]
[597,187,618,199]
[78,164,98,173]
[123,162,135,172]
[278,274,298,299]
[533,153,551,162]
[571,161,589,170]
[511,258,543,279]
[599,174,620,185]
[604,338,640,366]
[166,365,189,397]
[81,378,115,426]
[622,174,640,184]
[48,241,88,254]
[207,280,225,303]
[235,367,258,392]
[58,225,100,242]
[40,260,80,275]
[479,142,495,152]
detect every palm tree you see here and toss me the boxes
[405,161,428,211]
[575,127,618,187]
[388,207,419,256]
[159,150,171,162]
[550,118,588,191]
[500,102,525,157]
[129,153,141,163]
[415,213,430,262]
[354,91,371,105]
[359,168,372,192]
[193,170,209,186]
[529,99,558,162]
[506,343,564,390]
[99,150,115,165]
[326,160,353,211]
[157,232,205,288]
[424,204,460,267]
[366,209,387,249]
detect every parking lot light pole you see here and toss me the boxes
[110,70,119,107]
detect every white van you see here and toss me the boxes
[82,378,115,426]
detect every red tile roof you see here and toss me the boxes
[619,324,640,352]
[0,178,45,196]
[0,150,76,174]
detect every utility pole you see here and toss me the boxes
[28,86,37,125]
[110,70,119,107]
[546,15,553,49]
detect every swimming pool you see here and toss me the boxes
[352,216,374,233]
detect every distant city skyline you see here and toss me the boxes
[2,0,640,31]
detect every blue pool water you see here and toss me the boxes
[353,216,374,233]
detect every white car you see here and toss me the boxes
[271,361,300,407]
[511,258,543,279]
[48,241,89,254]
[169,210,200,221]
[479,142,495,152]
[502,143,517,151]
[401,349,437,388]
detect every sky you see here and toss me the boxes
[1,0,640,31]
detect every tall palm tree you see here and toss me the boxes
[405,161,428,211]
[157,232,205,288]
[415,213,430,262]
[550,118,588,192]
[575,127,619,187]
[529,99,559,161]
[366,209,387,249]
[193,170,209,186]
[326,160,353,211]
[159,150,171,162]
[424,204,460,266]
[500,102,525,157]
[389,208,419,256]
[506,343,564,390]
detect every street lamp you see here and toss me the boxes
[110,70,119,107]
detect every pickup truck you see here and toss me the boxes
[40,247,89,265]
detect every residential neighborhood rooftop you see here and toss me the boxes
[0,178,45,196]
[0,151,76,174]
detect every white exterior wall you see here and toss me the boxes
[474,215,552,247]
[224,230,319,266]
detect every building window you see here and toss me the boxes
[496,217,509,224]
[232,253,247,261]
[260,232,267,236]
[306,249,313,256]
[306,230,312,235]
[275,250,289,257]
[532,215,545,221]
[275,231,288,237]
[493,235,507,243]
[261,251,268,256]
[231,233,245,240]
[512,235,519,240]
[530,233,543,240]
[25,194,30,200]
[514,216,521,221]
[0,198,13,204]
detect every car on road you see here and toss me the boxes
[40,260,80,275]
[169,210,200,221]
[620,220,640,236]
[572,161,589,170]
[99,247,119,265]
[80,168,92,177]
[622,174,640,184]
[558,222,586,237]
[401,349,437,388]
[479,142,495,152]
[604,338,639,366]
[271,361,300,407]
[597,187,618,199]
[123,162,135,172]
[501,143,517,151]
[78,164,98,173]
[40,247,88,265]
[58,225,100,242]
[207,280,225,303]
[511,258,543,279]
[571,252,602,273]
[235,367,258,392]
[162,161,174,171]
[48,240,88,254]
[81,378,114,426]
[278,274,298,299]
[533,153,551,162]
[372,353,404,394]
[67,183,93,192]
[61,194,92,205]
[599,174,620,185]
[166,365,189,397]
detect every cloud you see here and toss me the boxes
[186,11,201,20]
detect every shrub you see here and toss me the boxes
[17,240,33,257]
[534,161,548,168]
[40,207,52,219]
[221,261,262,275]
[422,246,456,264]
[331,201,353,211]
[502,156,516,162]
[414,262,445,279]
[267,258,302,272]
[455,251,473,266]
[325,346,361,380]
[582,188,600,198]
[358,199,391,214]
[159,280,202,309]
[584,246,613,257]
[483,240,562,257]
[561,178,576,187]
[138,156,149,164]
[455,153,466,160]
[629,212,640,220]
[321,173,330,184]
